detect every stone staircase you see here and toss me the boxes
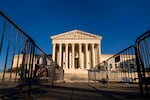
[63,69,88,82]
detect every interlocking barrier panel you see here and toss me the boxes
[0,10,53,97]
[135,30,150,96]
[88,46,138,83]
[88,30,150,96]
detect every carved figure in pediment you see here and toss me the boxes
[54,30,101,39]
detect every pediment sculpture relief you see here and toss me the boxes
[58,32,93,39]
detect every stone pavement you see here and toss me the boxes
[0,82,149,100]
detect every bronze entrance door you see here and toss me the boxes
[75,58,79,69]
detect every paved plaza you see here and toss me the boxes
[0,82,149,100]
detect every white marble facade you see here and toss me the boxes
[51,30,102,70]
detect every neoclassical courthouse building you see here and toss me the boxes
[51,30,102,71]
[12,30,113,82]
[11,30,137,82]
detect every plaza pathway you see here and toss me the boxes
[0,82,149,100]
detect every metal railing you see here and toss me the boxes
[0,10,52,96]
[88,46,138,83]
[106,46,138,83]
[135,30,150,96]
[88,30,150,96]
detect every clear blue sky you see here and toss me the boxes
[0,0,150,54]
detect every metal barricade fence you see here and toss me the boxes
[88,46,138,83]
[106,46,138,83]
[0,10,34,87]
[135,30,150,96]
[88,30,150,96]
[0,10,52,96]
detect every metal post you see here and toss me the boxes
[2,24,13,82]
[104,61,109,87]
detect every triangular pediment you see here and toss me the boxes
[51,30,102,39]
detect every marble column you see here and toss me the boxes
[69,47,72,69]
[85,43,89,69]
[92,44,95,68]
[72,44,75,69]
[39,57,43,64]
[65,44,68,69]
[63,47,65,68]
[97,43,100,64]
[95,44,100,66]
[59,44,62,67]
[79,44,82,69]
[52,43,56,62]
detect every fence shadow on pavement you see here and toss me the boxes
[1,83,149,100]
